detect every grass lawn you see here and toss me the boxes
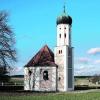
[0,92,100,100]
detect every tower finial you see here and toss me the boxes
[63,4,65,13]
[63,0,66,13]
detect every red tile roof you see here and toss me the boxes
[24,45,57,67]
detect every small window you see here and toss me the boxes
[61,50,62,54]
[59,77,61,81]
[64,33,66,38]
[43,71,49,81]
[59,50,60,54]
[59,34,61,38]
[64,27,66,29]
[28,70,32,76]
[59,28,61,30]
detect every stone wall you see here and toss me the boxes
[24,66,57,91]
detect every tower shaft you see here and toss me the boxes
[54,6,74,91]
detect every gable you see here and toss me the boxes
[24,45,57,67]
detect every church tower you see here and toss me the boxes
[54,4,74,91]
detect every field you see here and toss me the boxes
[1,76,100,100]
[10,77,24,84]
[0,91,100,100]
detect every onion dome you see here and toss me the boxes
[56,5,72,25]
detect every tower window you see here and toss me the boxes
[64,33,66,38]
[61,50,62,54]
[59,34,61,38]
[59,50,60,54]
[43,70,49,81]
[59,50,62,54]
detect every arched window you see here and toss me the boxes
[28,70,32,76]
[59,50,62,54]
[59,34,61,38]
[64,33,66,38]
[43,70,49,81]
[59,50,60,54]
[61,50,62,54]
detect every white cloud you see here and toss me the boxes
[76,57,90,64]
[74,64,100,76]
[87,48,100,55]
[94,60,100,64]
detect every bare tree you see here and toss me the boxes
[0,11,16,75]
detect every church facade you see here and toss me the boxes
[24,6,74,92]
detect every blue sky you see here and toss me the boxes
[0,0,100,76]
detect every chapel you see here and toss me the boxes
[24,4,74,92]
